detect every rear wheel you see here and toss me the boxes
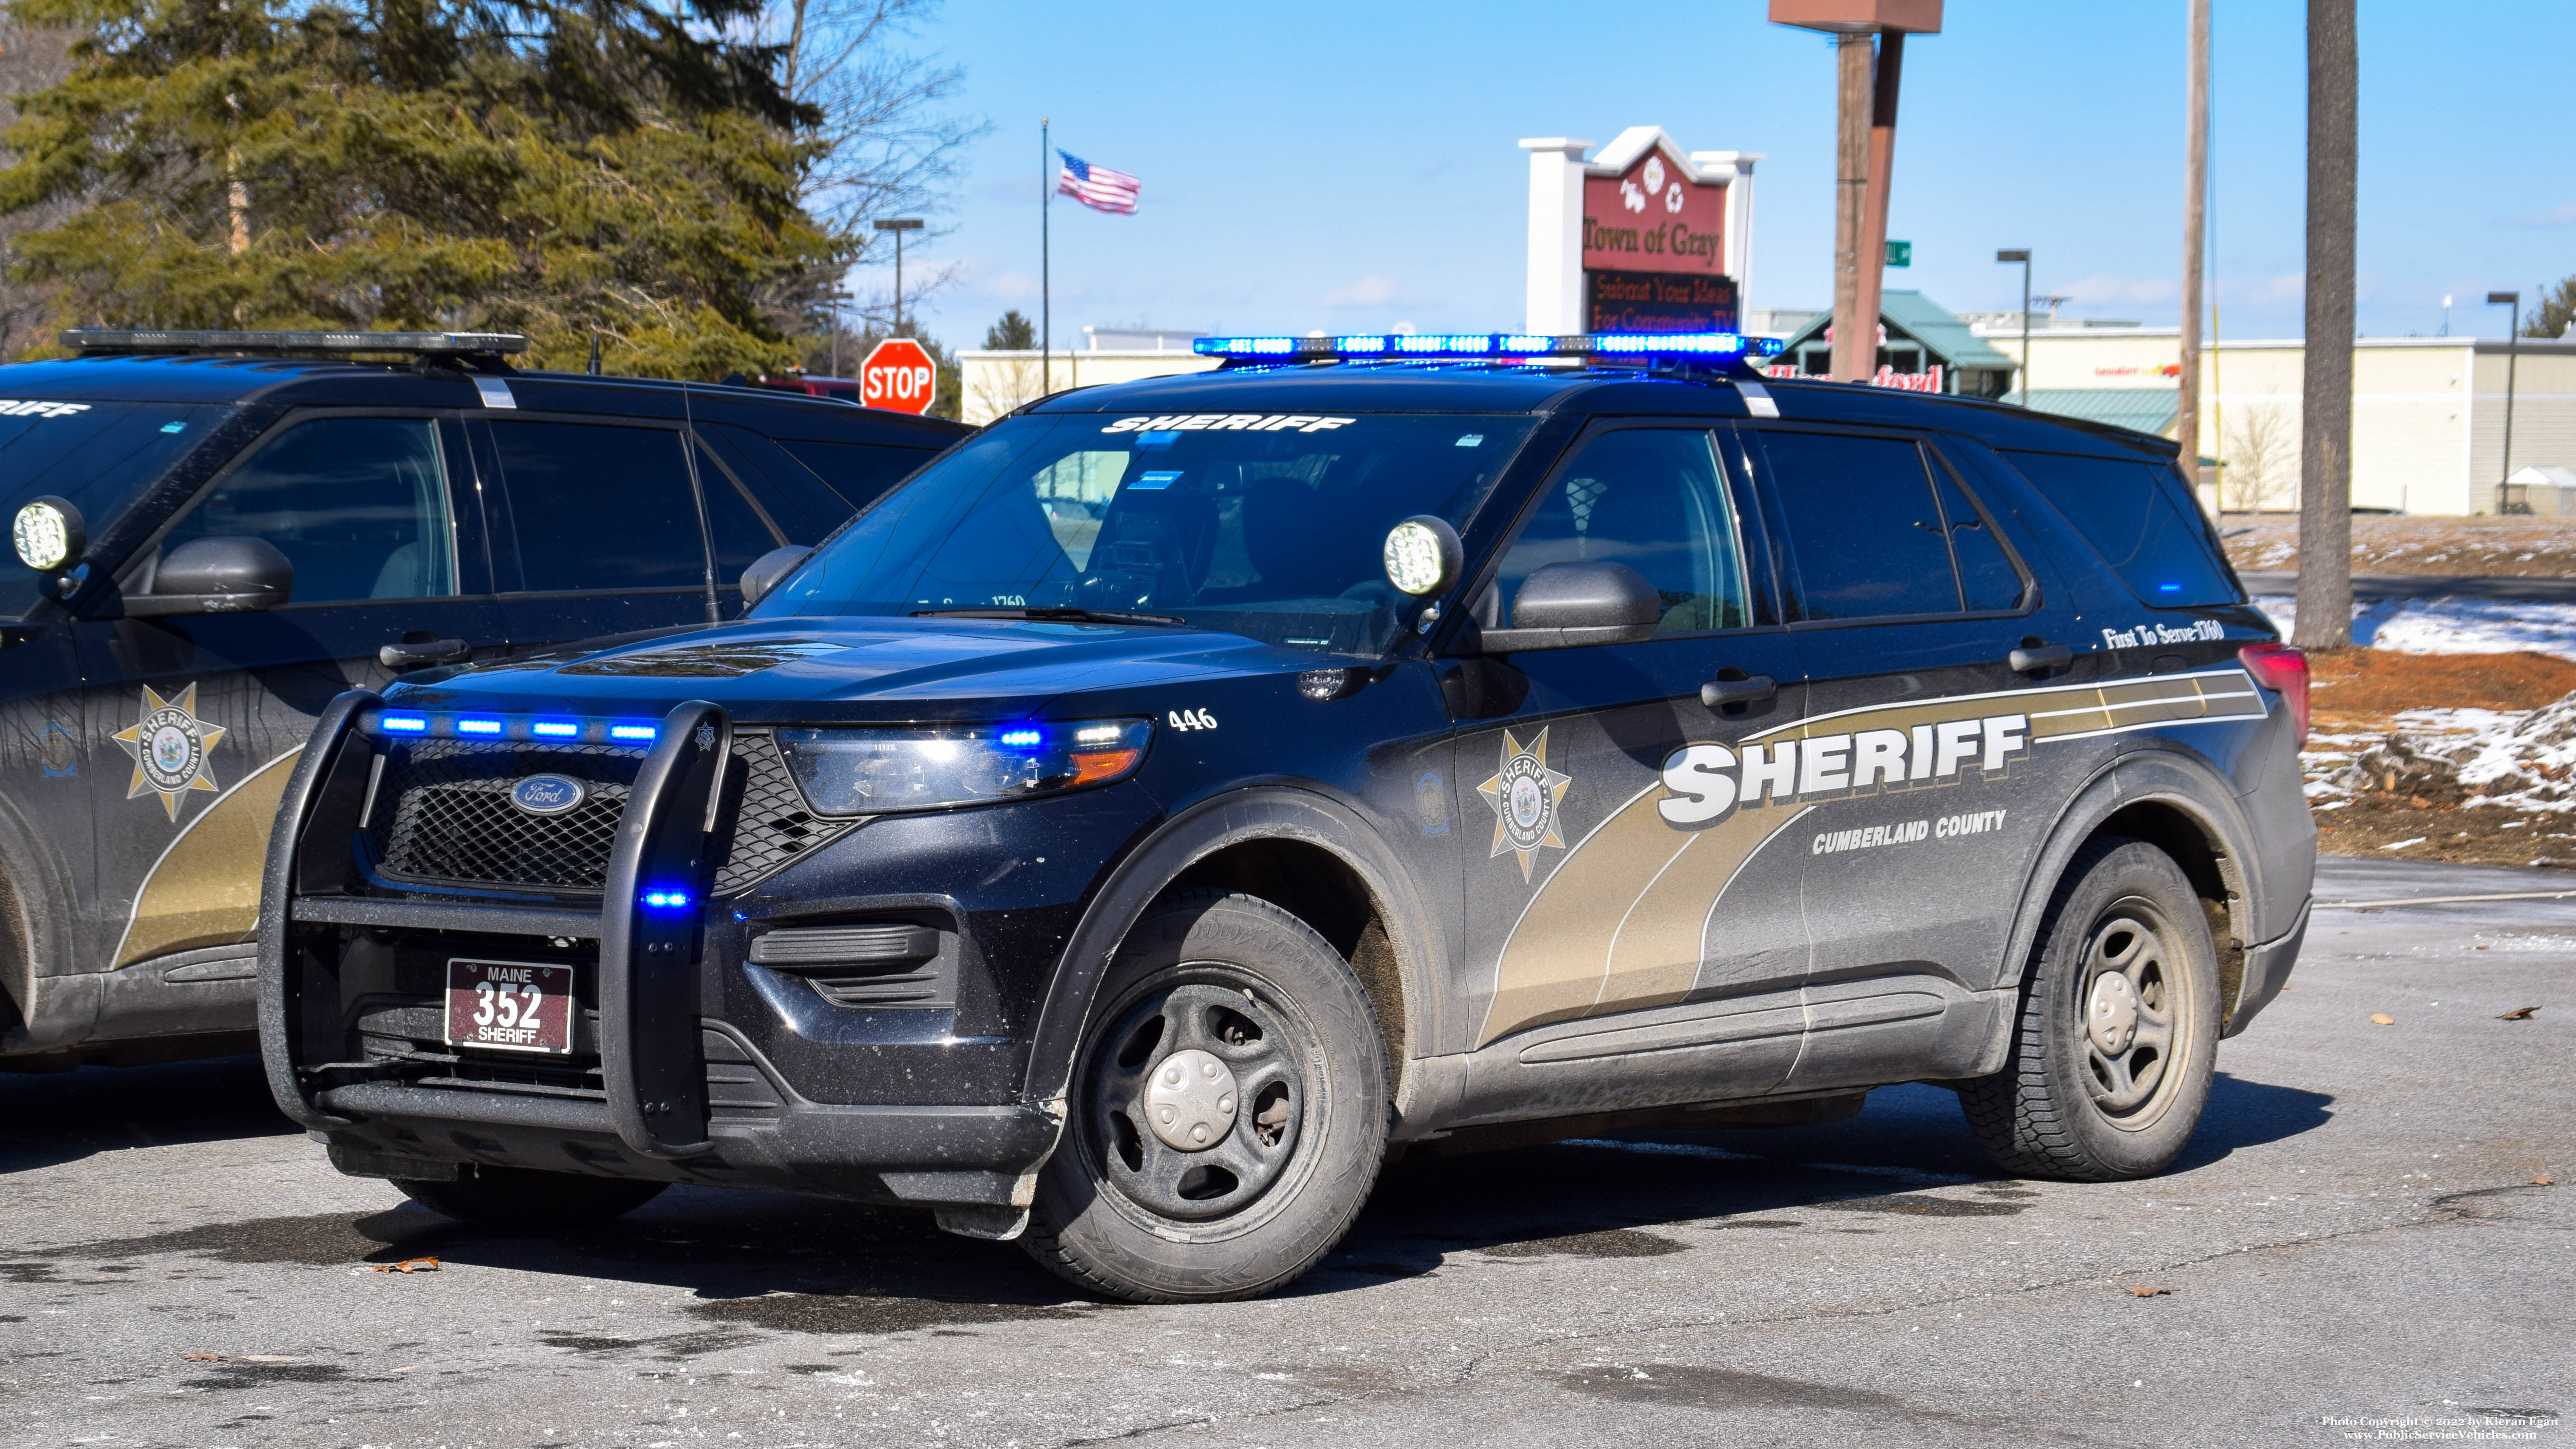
[395,1165,668,1226]
[1961,837,2220,1181]
[1022,890,1388,1303]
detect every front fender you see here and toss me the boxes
[1019,784,1446,1126]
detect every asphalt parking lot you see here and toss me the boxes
[4,856,2569,1449]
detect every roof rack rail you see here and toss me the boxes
[60,328,528,358]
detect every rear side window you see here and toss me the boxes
[1931,461,2026,612]
[1755,430,1962,620]
[698,424,853,541]
[2002,450,2239,608]
[489,420,704,591]
[772,438,939,512]
[696,453,787,582]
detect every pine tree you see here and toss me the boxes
[984,308,1032,349]
[2528,275,2575,341]
[0,0,850,376]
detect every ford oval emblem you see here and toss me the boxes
[509,773,588,817]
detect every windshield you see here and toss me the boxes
[756,411,1539,654]
[1,400,233,620]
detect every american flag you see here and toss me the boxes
[1056,150,1141,215]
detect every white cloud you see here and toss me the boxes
[2504,200,2576,229]
[2223,272,2306,307]
[2059,273,2177,307]
[975,269,1042,302]
[1322,275,1402,308]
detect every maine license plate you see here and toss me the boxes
[445,959,575,1055]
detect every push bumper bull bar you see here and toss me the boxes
[257,692,1059,1222]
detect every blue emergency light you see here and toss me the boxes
[1190,332,1784,363]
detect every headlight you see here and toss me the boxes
[777,719,1153,817]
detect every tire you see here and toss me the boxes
[395,1165,668,1226]
[1960,836,2220,1181]
[1022,890,1389,1303]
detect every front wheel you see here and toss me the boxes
[1960,837,2220,1181]
[1022,891,1389,1303]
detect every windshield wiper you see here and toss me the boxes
[910,606,1188,627]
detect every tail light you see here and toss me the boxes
[2238,642,2309,745]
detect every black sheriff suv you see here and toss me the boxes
[0,329,965,1072]
[258,330,2315,1303]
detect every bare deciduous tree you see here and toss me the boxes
[965,353,1045,425]
[749,0,983,235]
[2224,402,2297,514]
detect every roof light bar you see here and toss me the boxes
[1190,332,1784,363]
[61,328,528,357]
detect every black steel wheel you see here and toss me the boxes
[1023,890,1388,1302]
[1961,836,2221,1181]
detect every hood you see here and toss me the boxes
[386,616,1322,723]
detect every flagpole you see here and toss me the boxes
[1041,118,1051,397]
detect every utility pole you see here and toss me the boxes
[1770,2,1944,384]
[874,218,924,336]
[1831,34,1873,381]
[2295,0,2357,651]
[2177,0,2209,496]
[1853,30,1907,379]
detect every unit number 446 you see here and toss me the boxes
[1167,708,1217,731]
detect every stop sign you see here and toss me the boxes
[859,337,938,414]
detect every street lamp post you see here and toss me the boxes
[874,217,926,336]
[2490,290,2521,512]
[1997,248,2032,404]
[827,289,852,378]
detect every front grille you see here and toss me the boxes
[714,732,851,895]
[367,732,857,897]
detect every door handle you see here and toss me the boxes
[1701,673,1778,709]
[380,634,471,669]
[2009,642,2074,674]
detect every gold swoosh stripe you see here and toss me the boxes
[1475,669,2268,1048]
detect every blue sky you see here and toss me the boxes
[872,0,2574,352]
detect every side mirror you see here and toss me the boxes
[1478,562,1661,651]
[739,544,813,608]
[124,536,294,616]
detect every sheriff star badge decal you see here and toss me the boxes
[1477,726,1572,882]
[112,683,225,821]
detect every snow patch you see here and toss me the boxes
[2253,595,2576,662]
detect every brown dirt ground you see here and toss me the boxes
[2303,648,2576,869]
[2223,513,2576,578]
[2306,648,2576,728]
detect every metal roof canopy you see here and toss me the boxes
[60,328,528,358]
[1775,290,2015,371]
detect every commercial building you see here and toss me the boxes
[1768,290,2017,399]
[1973,323,2576,515]
[958,326,1218,425]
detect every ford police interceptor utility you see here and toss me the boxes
[0,330,966,1073]
[257,330,2315,1303]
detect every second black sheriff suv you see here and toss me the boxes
[259,330,2314,1303]
[1,330,966,1072]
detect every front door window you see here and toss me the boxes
[158,416,456,601]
